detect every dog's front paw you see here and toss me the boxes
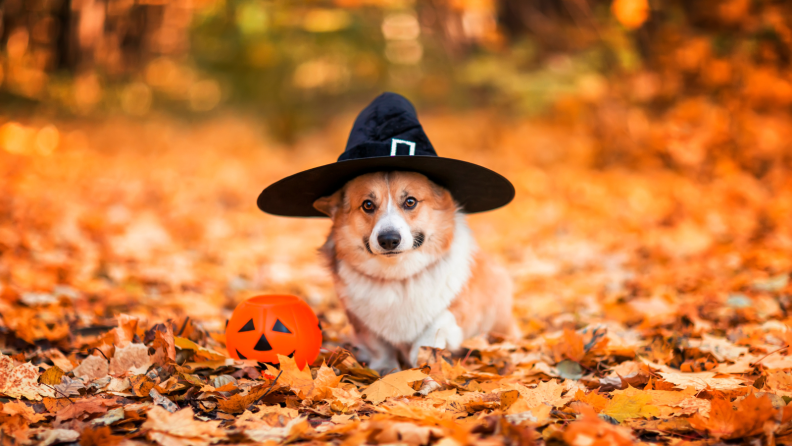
[409,312,464,365]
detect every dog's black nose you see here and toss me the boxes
[377,231,401,251]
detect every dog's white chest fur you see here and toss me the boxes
[336,216,475,345]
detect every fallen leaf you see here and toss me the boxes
[362,369,428,404]
[40,366,65,386]
[174,337,225,362]
[689,394,777,439]
[216,384,271,414]
[0,355,42,400]
[308,362,343,399]
[602,393,660,422]
[150,388,179,413]
[688,335,749,362]
[265,354,315,398]
[143,406,225,446]
[129,374,156,397]
[54,376,86,397]
[79,425,122,446]
[574,389,610,413]
[2,400,47,423]
[72,355,109,382]
[34,428,80,446]
[564,405,634,445]
[658,371,748,390]
[55,397,117,422]
[109,343,152,376]
[501,379,572,409]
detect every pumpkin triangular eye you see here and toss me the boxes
[239,319,255,333]
[272,319,291,334]
[254,333,272,351]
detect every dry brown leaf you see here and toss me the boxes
[79,425,122,446]
[501,379,572,409]
[308,362,343,399]
[174,337,225,362]
[658,371,748,391]
[563,405,634,445]
[689,394,777,439]
[72,355,109,382]
[602,393,659,422]
[34,428,80,446]
[143,406,225,446]
[109,343,152,376]
[362,369,428,404]
[39,366,65,386]
[688,335,749,362]
[216,384,270,414]
[0,355,42,400]
[55,396,117,422]
[2,400,47,423]
[265,354,315,398]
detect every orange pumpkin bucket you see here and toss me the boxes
[226,295,322,368]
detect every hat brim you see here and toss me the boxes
[257,156,515,217]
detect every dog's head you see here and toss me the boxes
[314,171,458,279]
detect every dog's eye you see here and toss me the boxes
[362,200,375,213]
[404,197,417,209]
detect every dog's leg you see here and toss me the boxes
[349,317,400,374]
[409,310,463,366]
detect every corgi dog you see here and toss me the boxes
[314,170,519,372]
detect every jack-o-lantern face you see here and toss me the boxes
[226,295,322,368]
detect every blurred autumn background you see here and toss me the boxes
[2,0,792,444]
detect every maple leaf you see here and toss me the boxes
[687,335,749,362]
[308,362,343,399]
[265,354,315,398]
[174,337,226,362]
[143,406,225,446]
[501,379,572,409]
[109,343,152,376]
[245,416,311,443]
[563,405,634,446]
[372,420,443,445]
[362,369,428,404]
[129,374,156,397]
[765,371,792,396]
[551,328,586,363]
[79,425,122,446]
[216,384,271,414]
[689,394,778,439]
[151,323,177,366]
[574,389,609,413]
[72,355,109,382]
[0,354,42,400]
[602,393,660,422]
[54,376,86,397]
[2,400,47,423]
[34,428,80,446]
[658,371,748,390]
[112,314,139,348]
[150,388,179,413]
[55,396,118,422]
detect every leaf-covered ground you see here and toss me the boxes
[1,109,791,446]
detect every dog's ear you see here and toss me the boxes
[313,191,341,217]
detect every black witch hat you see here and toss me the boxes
[257,92,514,217]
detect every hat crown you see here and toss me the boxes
[339,92,436,162]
